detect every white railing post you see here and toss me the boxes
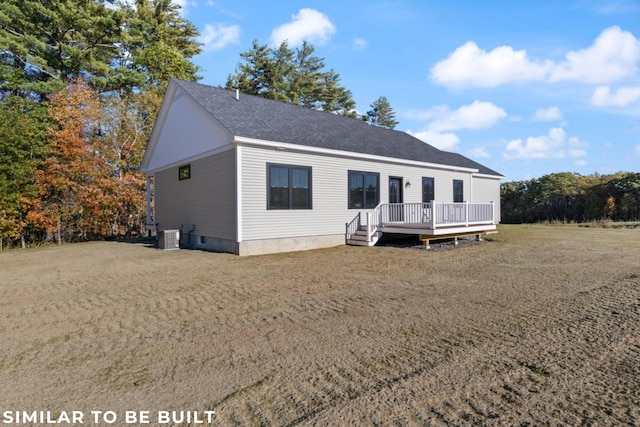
[365,203,384,243]
[491,201,495,224]
[465,201,469,226]
[431,200,437,229]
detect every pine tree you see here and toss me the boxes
[365,96,399,129]
[116,0,201,91]
[0,0,202,97]
[0,0,126,97]
[226,40,356,115]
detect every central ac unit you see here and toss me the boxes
[158,229,180,250]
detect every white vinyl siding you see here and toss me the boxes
[240,145,477,241]
[144,89,232,173]
[155,148,236,240]
[241,147,345,240]
[472,175,501,222]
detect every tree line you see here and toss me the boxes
[0,0,201,248]
[500,172,640,224]
[0,0,398,249]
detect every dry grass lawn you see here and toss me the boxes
[0,225,639,426]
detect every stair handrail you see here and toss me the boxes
[366,203,384,242]
[345,212,361,241]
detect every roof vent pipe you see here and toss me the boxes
[235,88,239,100]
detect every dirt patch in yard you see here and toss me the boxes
[0,225,638,426]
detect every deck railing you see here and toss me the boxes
[379,202,431,225]
[375,201,495,229]
[347,201,495,243]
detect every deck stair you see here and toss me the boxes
[346,225,380,246]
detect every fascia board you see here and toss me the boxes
[140,80,179,173]
[473,172,506,179]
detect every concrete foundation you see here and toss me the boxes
[238,234,344,256]
[185,233,344,256]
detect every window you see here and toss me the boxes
[268,164,312,209]
[178,164,191,180]
[349,171,379,209]
[422,177,434,203]
[453,179,464,203]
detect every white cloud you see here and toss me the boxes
[568,136,588,157]
[406,102,506,131]
[199,23,241,52]
[505,127,566,160]
[592,85,640,107]
[635,144,640,157]
[404,106,448,121]
[504,127,588,160]
[468,146,491,159]
[407,130,460,150]
[270,9,335,47]
[532,106,563,121]
[404,101,506,152]
[431,26,640,89]
[352,38,368,50]
[427,101,507,132]
[172,0,197,16]
[550,26,640,84]
[430,42,549,88]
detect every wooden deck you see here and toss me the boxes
[346,202,497,247]
[379,222,496,236]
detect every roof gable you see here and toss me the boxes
[154,79,502,177]
[141,82,233,173]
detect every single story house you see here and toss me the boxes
[141,78,503,255]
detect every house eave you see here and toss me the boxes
[473,172,505,180]
[233,135,484,175]
[142,145,234,175]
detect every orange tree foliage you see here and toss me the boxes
[35,79,147,242]
[0,96,51,247]
[98,92,151,238]
[36,79,104,241]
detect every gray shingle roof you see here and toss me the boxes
[173,79,502,177]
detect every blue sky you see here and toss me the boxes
[172,0,639,181]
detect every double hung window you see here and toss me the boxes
[453,179,464,203]
[348,171,379,209]
[422,177,434,203]
[268,164,312,209]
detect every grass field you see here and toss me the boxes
[0,225,639,426]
